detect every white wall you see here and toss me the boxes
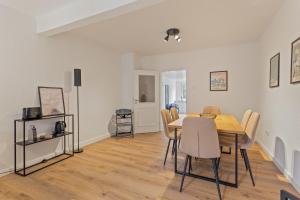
[119,53,135,109]
[138,43,260,120]
[0,5,120,172]
[257,0,300,191]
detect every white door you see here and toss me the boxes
[134,70,160,133]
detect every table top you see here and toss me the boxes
[168,114,245,135]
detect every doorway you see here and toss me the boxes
[161,70,187,114]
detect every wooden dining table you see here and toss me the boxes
[168,114,245,188]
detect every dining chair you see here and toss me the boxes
[221,109,253,154]
[202,106,221,115]
[219,112,260,186]
[179,117,222,200]
[240,109,253,130]
[170,107,180,120]
[170,107,183,147]
[161,109,181,166]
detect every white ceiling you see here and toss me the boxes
[0,0,75,16]
[67,0,284,55]
[0,0,284,55]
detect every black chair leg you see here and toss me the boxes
[188,156,192,174]
[212,158,222,200]
[244,149,255,186]
[178,139,181,149]
[240,149,244,158]
[172,140,175,156]
[163,139,171,166]
[180,155,189,192]
[240,149,248,171]
[217,157,221,171]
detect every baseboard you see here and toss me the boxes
[256,140,274,158]
[290,177,300,194]
[79,133,110,147]
[0,133,110,177]
[256,140,300,194]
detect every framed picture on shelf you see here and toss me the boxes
[270,53,280,88]
[38,87,65,117]
[210,71,228,91]
[291,37,300,84]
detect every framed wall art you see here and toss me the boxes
[38,87,65,117]
[270,53,280,88]
[291,37,300,84]
[210,71,228,91]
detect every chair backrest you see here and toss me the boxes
[202,106,221,115]
[240,109,252,131]
[181,117,220,159]
[244,112,260,147]
[170,107,179,120]
[161,109,174,138]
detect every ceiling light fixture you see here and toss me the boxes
[164,28,181,43]
[164,35,169,43]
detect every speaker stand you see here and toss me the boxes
[75,86,84,154]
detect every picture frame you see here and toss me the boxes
[291,37,300,84]
[270,53,280,88]
[210,71,228,91]
[38,87,66,117]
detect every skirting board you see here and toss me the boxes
[0,133,110,177]
[257,140,300,194]
[79,133,110,147]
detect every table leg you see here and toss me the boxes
[235,133,238,188]
[174,128,177,173]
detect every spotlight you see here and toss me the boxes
[164,35,169,42]
[164,28,182,43]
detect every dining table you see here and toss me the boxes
[168,114,245,188]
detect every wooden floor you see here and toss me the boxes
[0,132,299,200]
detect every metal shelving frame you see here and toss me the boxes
[14,114,74,176]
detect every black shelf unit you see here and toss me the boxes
[115,109,134,137]
[14,114,74,176]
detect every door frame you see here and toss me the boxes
[160,69,187,130]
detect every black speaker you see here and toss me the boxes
[74,68,81,86]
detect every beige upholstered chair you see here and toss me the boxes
[170,107,179,120]
[170,107,183,148]
[220,109,253,153]
[219,112,260,186]
[240,109,253,130]
[180,117,222,200]
[240,112,260,149]
[202,106,221,115]
[161,109,181,166]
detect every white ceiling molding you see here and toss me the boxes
[36,0,165,36]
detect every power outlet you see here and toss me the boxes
[265,130,270,136]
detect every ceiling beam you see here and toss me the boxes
[36,0,164,36]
